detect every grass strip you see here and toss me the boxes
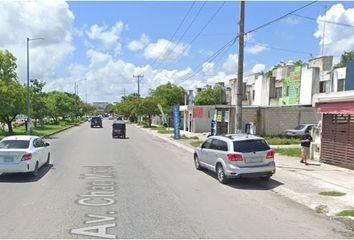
[319,191,346,197]
[274,147,302,157]
[265,136,299,145]
[336,210,354,217]
[190,141,203,148]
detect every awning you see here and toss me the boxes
[317,102,354,114]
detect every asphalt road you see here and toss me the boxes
[0,120,352,239]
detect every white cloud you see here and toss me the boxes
[143,39,190,61]
[127,34,150,52]
[86,21,125,54]
[45,48,197,101]
[202,62,215,73]
[283,16,300,25]
[222,54,238,73]
[251,63,265,73]
[314,4,354,60]
[0,0,75,82]
[199,49,214,56]
[86,49,113,69]
[245,43,268,55]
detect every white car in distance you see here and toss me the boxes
[0,135,50,177]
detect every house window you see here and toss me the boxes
[242,83,247,100]
[320,81,327,93]
[252,90,255,100]
[275,87,282,98]
[338,79,345,92]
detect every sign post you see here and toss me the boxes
[173,106,180,139]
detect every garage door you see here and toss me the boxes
[321,114,354,170]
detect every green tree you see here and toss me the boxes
[337,50,354,68]
[0,50,25,133]
[137,97,160,126]
[30,79,48,128]
[116,94,140,122]
[150,82,186,112]
[193,85,226,105]
[45,91,75,123]
[105,104,115,113]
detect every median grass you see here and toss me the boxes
[274,147,302,157]
[319,191,346,197]
[336,209,354,217]
[264,136,299,145]
[0,122,77,140]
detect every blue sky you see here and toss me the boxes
[66,1,353,73]
[1,1,354,102]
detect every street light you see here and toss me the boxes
[74,78,88,121]
[75,78,87,103]
[26,37,44,135]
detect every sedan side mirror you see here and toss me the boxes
[45,143,50,147]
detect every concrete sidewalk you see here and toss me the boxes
[136,124,354,230]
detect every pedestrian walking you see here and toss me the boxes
[300,130,312,165]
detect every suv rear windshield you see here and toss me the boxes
[113,124,125,129]
[0,140,30,149]
[233,139,270,153]
[91,117,101,122]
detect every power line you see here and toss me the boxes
[133,74,144,97]
[291,13,354,28]
[175,1,318,88]
[150,1,196,68]
[154,1,207,69]
[245,1,318,35]
[164,1,226,70]
[245,40,313,56]
[176,37,237,85]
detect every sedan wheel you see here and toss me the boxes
[45,153,51,166]
[216,165,228,184]
[30,162,39,177]
[194,155,202,170]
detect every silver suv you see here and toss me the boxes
[194,134,276,184]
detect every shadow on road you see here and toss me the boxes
[112,137,130,140]
[200,169,283,190]
[44,136,59,140]
[0,164,53,183]
[277,166,315,172]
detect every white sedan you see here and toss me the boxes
[0,135,50,177]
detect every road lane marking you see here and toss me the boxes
[71,166,118,239]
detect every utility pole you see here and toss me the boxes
[26,37,43,135]
[235,1,245,133]
[133,74,144,97]
[123,88,126,97]
[321,5,328,56]
[26,38,30,134]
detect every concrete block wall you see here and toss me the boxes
[240,106,320,136]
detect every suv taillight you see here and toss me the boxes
[21,153,32,161]
[266,150,275,159]
[227,153,243,161]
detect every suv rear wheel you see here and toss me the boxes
[216,164,228,184]
[194,155,202,170]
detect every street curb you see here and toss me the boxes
[42,122,84,139]
[134,125,194,154]
[134,124,354,231]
